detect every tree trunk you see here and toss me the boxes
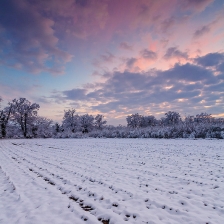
[1,123,6,138]
[24,113,27,138]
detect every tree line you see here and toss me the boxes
[0,97,224,139]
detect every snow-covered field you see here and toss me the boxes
[0,139,224,224]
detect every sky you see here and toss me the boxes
[0,0,224,125]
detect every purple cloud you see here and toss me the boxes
[92,52,116,68]
[164,47,188,60]
[63,89,87,100]
[119,42,133,51]
[0,0,72,74]
[100,52,115,63]
[194,24,211,38]
[140,49,157,60]
[194,52,224,67]
[126,58,138,68]
[160,17,176,33]
[217,62,224,73]
[61,52,223,116]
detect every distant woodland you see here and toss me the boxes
[1,97,224,139]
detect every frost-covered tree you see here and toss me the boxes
[31,116,53,138]
[1,94,224,139]
[79,114,94,133]
[126,113,142,128]
[11,98,40,138]
[140,115,157,127]
[164,111,181,125]
[214,118,224,124]
[0,103,13,138]
[62,109,79,133]
[185,115,194,124]
[194,113,213,123]
[94,114,107,129]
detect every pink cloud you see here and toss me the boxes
[0,0,219,75]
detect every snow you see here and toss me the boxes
[0,139,224,224]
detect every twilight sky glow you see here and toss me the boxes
[0,0,224,125]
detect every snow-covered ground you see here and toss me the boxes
[0,139,224,224]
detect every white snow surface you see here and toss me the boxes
[0,139,224,224]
